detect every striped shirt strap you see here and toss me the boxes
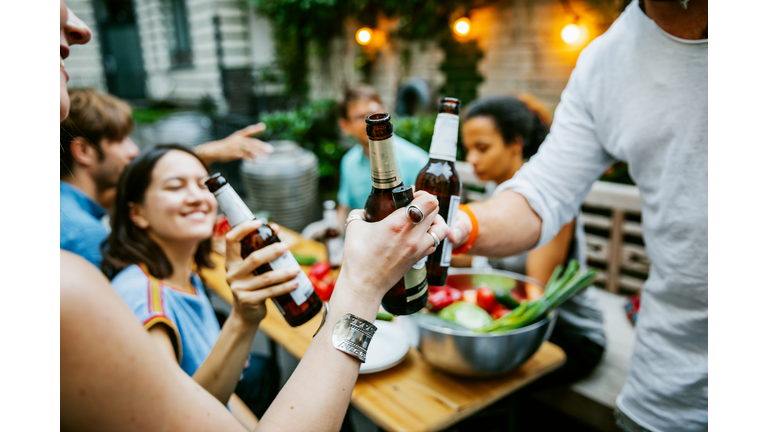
[138,264,183,364]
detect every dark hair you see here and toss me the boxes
[60,88,134,178]
[337,85,383,119]
[101,144,214,280]
[464,95,551,159]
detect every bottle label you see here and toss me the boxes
[269,251,314,305]
[369,136,402,189]
[429,113,459,162]
[440,195,462,267]
[327,237,343,267]
[212,183,255,227]
[404,257,429,303]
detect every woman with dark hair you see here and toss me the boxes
[101,143,293,427]
[461,95,606,385]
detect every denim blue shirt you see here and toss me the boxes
[60,181,108,268]
[337,135,429,210]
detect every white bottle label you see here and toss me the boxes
[440,195,462,267]
[327,237,344,267]
[429,113,459,162]
[269,251,314,305]
[212,183,255,227]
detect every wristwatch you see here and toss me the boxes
[313,303,377,363]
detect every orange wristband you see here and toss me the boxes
[452,204,479,255]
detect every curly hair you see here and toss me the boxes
[464,94,551,160]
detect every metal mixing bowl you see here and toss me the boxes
[400,268,557,377]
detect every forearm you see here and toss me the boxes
[193,314,259,405]
[194,143,218,166]
[468,189,543,258]
[256,277,381,432]
[230,394,259,430]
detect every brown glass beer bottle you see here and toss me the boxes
[363,113,427,315]
[415,97,462,286]
[322,200,343,269]
[205,173,323,327]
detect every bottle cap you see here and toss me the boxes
[392,185,415,209]
[323,200,336,210]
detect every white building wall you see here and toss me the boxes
[65,0,107,91]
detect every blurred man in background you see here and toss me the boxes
[335,86,429,228]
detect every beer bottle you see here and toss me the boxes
[322,200,343,269]
[205,173,323,327]
[415,97,462,286]
[363,113,426,315]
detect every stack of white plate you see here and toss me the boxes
[240,141,320,232]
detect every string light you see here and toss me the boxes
[356,27,372,45]
[561,24,581,44]
[453,18,471,37]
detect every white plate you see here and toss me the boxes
[359,320,410,374]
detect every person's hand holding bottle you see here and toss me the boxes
[338,191,449,304]
[224,220,300,325]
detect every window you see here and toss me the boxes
[167,0,192,67]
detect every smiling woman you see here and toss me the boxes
[100,144,304,426]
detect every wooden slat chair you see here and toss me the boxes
[454,161,645,432]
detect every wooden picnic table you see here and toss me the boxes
[202,226,566,432]
[274,228,566,431]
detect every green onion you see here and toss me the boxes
[473,260,597,334]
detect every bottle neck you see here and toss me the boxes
[211,183,255,227]
[429,113,459,162]
[368,135,403,189]
[323,209,338,229]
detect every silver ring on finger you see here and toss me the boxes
[428,230,440,248]
[405,203,425,224]
[345,214,365,228]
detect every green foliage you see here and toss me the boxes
[250,0,491,98]
[131,108,177,125]
[392,114,436,154]
[258,99,346,190]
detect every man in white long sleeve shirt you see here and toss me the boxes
[449,1,707,430]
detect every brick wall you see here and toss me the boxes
[308,0,613,114]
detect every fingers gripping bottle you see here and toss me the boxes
[205,173,323,327]
[363,113,428,315]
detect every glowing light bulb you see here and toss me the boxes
[453,18,471,37]
[356,27,372,45]
[561,24,581,44]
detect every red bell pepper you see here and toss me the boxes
[309,261,331,279]
[308,262,335,302]
[428,286,462,313]
[214,214,232,237]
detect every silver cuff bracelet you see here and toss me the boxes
[332,313,377,363]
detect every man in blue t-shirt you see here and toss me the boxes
[336,86,429,225]
[60,89,140,268]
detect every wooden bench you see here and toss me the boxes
[455,161,643,431]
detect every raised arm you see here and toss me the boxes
[256,191,449,432]
[61,250,246,432]
[450,57,615,257]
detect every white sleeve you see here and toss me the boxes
[494,62,616,248]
